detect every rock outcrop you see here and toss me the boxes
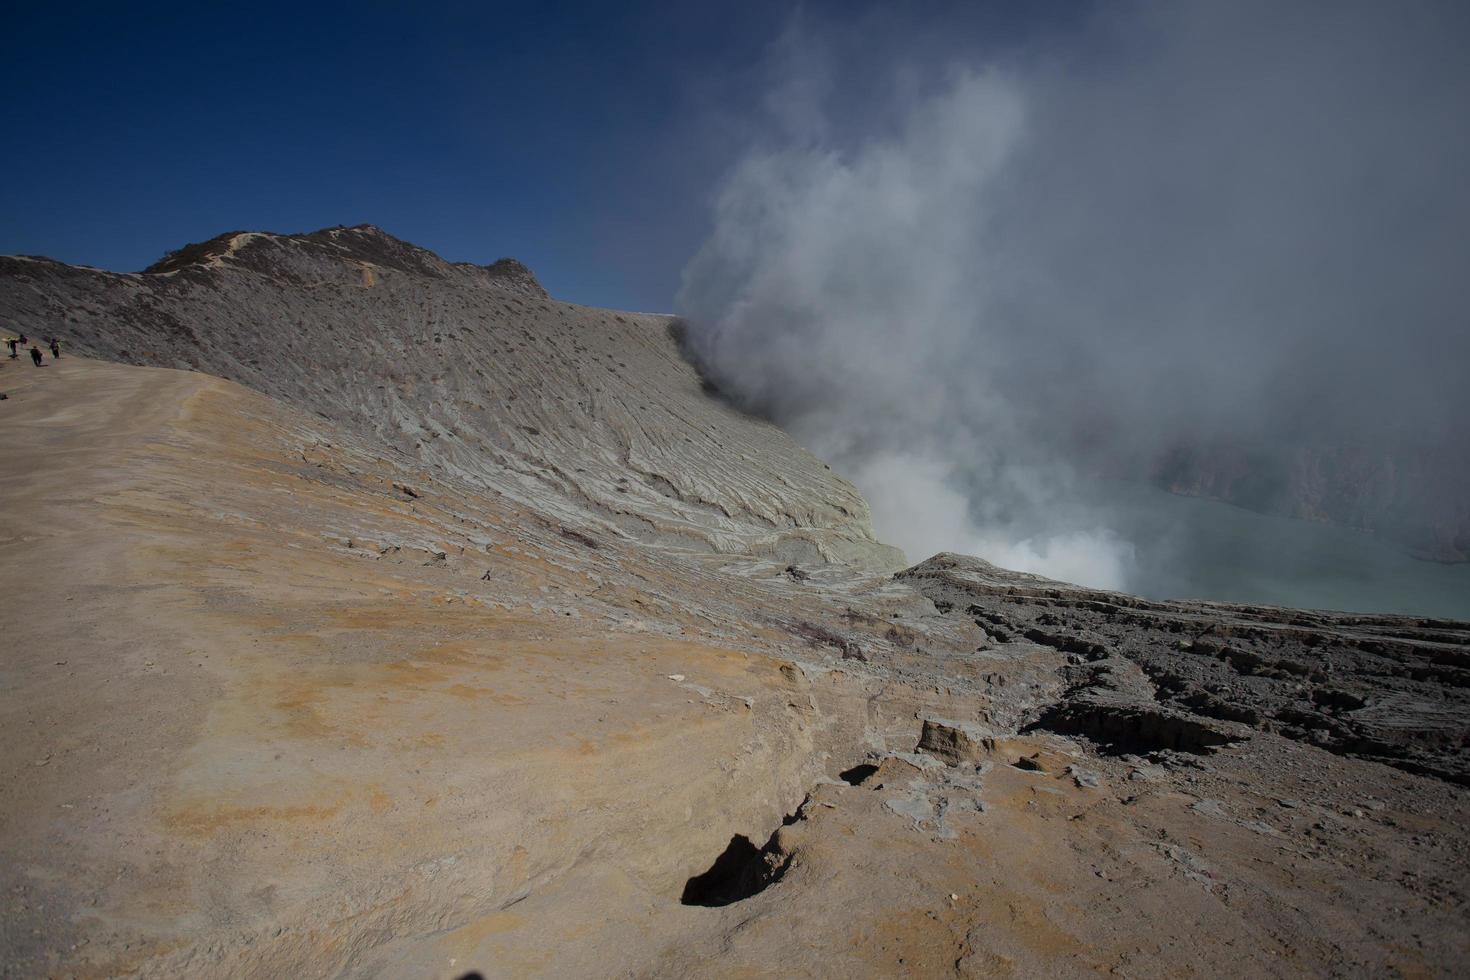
[902,553,1470,784]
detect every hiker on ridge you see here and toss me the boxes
[49,338,60,359]
[5,337,16,358]
[30,346,44,367]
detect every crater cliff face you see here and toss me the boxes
[1154,441,1470,563]
[0,225,900,569]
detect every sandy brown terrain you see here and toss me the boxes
[0,356,862,976]
[2,229,1467,977]
[3,355,1466,978]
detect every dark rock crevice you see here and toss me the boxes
[1026,701,1241,756]
[680,799,808,907]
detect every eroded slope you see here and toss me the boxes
[0,227,899,568]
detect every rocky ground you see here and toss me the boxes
[1,230,1466,978]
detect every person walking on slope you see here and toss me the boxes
[29,346,44,367]
[49,338,60,359]
[5,337,16,359]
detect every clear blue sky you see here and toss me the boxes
[0,1,1073,310]
[0,2,797,309]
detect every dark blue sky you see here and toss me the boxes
[0,1,1067,310]
[0,2,801,309]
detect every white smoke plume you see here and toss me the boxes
[677,0,1470,591]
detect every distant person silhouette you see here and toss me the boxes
[5,338,16,359]
[49,338,59,359]
[30,346,44,367]
[17,332,27,345]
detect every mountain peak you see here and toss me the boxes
[139,225,547,298]
[479,257,545,296]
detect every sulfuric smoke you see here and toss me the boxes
[677,0,1470,595]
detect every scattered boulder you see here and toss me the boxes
[1067,764,1101,789]
[917,718,995,766]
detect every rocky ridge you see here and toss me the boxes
[0,225,898,568]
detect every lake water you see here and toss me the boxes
[1108,485,1470,620]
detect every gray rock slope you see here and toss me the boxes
[902,553,1470,786]
[0,226,901,569]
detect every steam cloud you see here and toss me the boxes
[678,0,1470,592]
